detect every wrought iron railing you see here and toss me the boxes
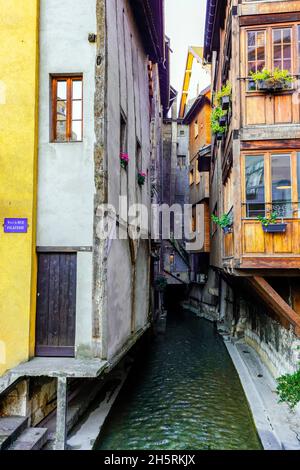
[242,201,300,219]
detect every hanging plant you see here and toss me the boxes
[120,152,129,169]
[211,213,233,233]
[250,68,293,92]
[215,81,232,110]
[137,171,146,186]
[211,106,227,140]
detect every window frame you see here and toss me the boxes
[245,23,299,92]
[51,75,83,143]
[242,151,300,219]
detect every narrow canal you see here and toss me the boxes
[97,303,262,450]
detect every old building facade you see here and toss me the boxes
[0,0,167,450]
[202,0,300,375]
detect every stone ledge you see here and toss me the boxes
[225,338,300,451]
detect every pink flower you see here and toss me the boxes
[139,171,146,177]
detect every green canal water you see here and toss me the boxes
[97,310,262,450]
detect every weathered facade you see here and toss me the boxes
[161,99,190,287]
[0,0,167,450]
[202,0,300,375]
[183,87,212,312]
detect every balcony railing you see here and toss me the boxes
[242,201,300,220]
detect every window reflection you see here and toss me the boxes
[271,154,292,218]
[245,155,265,217]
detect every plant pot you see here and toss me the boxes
[257,78,289,92]
[219,115,227,127]
[222,226,232,234]
[221,95,230,110]
[216,132,224,141]
[262,223,287,233]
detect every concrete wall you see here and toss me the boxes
[38,0,97,356]
[0,0,39,375]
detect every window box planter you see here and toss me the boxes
[257,78,290,92]
[222,226,233,234]
[262,223,287,233]
[221,95,230,110]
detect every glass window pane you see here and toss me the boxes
[56,121,66,141]
[283,28,291,43]
[245,156,265,217]
[72,100,82,120]
[283,45,291,59]
[273,46,282,61]
[72,80,82,99]
[248,62,256,74]
[257,46,265,61]
[248,31,255,47]
[71,121,82,141]
[257,61,265,71]
[271,154,292,218]
[248,47,256,62]
[57,101,67,119]
[283,60,291,72]
[257,32,265,46]
[273,29,282,44]
[57,81,67,100]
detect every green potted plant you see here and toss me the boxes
[211,213,233,234]
[250,68,293,92]
[211,107,227,141]
[215,81,232,110]
[257,212,287,233]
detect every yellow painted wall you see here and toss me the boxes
[0,0,39,376]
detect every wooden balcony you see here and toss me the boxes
[223,203,300,269]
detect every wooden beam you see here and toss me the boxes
[238,257,300,269]
[240,12,300,27]
[249,276,300,337]
[241,139,300,151]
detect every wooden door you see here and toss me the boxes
[35,253,77,357]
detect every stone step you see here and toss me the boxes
[0,416,28,450]
[8,427,48,451]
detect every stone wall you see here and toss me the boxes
[188,269,300,377]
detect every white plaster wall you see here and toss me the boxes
[38,0,97,354]
[38,0,96,247]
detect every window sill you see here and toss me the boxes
[50,140,83,144]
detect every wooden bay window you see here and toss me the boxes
[242,152,300,219]
[51,76,83,142]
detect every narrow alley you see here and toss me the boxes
[0,0,300,458]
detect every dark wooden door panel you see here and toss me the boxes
[36,253,77,357]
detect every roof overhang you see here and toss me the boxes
[130,0,165,63]
[204,0,227,63]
